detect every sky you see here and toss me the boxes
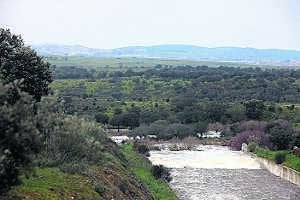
[0,0,300,50]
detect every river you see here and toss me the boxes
[149,145,300,200]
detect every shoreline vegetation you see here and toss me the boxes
[8,142,179,200]
[121,143,178,200]
[255,148,300,172]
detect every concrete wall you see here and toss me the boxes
[254,155,300,187]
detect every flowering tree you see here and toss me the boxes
[230,130,272,150]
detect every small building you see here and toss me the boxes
[199,131,222,138]
[147,135,157,139]
[111,135,130,144]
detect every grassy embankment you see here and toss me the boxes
[10,168,101,200]
[121,144,178,200]
[9,142,178,200]
[255,148,300,172]
[8,129,154,200]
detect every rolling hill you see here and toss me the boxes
[31,44,300,66]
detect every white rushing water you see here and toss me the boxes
[149,145,300,200]
[149,145,261,169]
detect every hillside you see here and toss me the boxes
[6,116,155,200]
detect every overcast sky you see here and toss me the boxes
[1,0,300,50]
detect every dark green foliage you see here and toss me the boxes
[139,108,168,125]
[204,102,226,122]
[94,182,106,195]
[54,66,91,79]
[247,142,258,152]
[291,131,300,148]
[274,152,286,164]
[133,142,150,156]
[225,103,246,123]
[165,123,194,139]
[151,165,172,182]
[0,29,52,193]
[109,114,123,131]
[0,82,40,193]
[95,112,109,124]
[51,64,300,129]
[121,112,140,129]
[266,120,294,150]
[108,108,141,129]
[244,100,265,120]
[194,121,208,136]
[0,29,52,101]
[130,120,194,140]
[118,180,129,194]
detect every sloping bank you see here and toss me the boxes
[7,140,176,200]
[121,144,178,200]
[8,142,153,200]
[253,148,300,186]
[6,117,156,200]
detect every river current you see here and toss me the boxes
[149,145,300,200]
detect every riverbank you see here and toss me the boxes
[255,148,300,172]
[148,144,300,200]
[248,148,300,186]
[121,144,178,200]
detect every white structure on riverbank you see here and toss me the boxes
[199,131,222,138]
[111,135,130,144]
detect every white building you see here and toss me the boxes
[147,135,157,139]
[111,135,130,144]
[198,131,222,138]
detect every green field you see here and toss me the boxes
[45,56,264,70]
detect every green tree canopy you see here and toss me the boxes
[0,82,40,192]
[0,29,52,101]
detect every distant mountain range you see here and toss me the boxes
[31,44,300,66]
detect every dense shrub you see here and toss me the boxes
[151,165,172,182]
[266,119,294,150]
[118,180,129,193]
[274,152,286,164]
[230,130,272,150]
[291,130,300,149]
[38,115,106,168]
[0,82,41,193]
[95,112,109,124]
[247,142,258,152]
[133,142,150,156]
[244,100,264,120]
[130,120,194,140]
[0,29,52,193]
[194,121,208,136]
[94,182,106,195]
[164,123,194,139]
